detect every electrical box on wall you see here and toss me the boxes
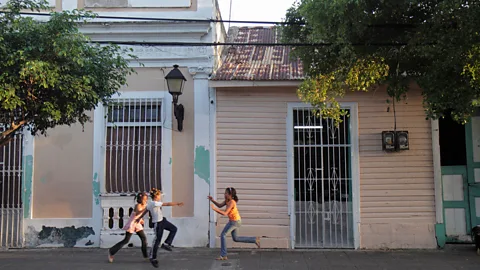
[382,131,396,151]
[396,131,409,150]
[382,131,409,152]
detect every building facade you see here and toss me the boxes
[0,0,225,249]
[209,27,438,249]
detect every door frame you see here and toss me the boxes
[466,118,480,229]
[286,102,360,249]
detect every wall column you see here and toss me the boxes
[189,67,212,244]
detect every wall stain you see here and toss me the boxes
[26,226,95,248]
[22,155,33,219]
[92,173,100,205]
[194,146,210,185]
[40,177,47,184]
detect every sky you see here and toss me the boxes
[217,0,297,29]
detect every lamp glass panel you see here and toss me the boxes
[167,79,184,94]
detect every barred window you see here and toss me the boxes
[105,98,162,194]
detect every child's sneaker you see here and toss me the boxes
[150,259,159,268]
[161,243,173,251]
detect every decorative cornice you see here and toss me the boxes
[188,66,213,79]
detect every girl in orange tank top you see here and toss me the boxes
[209,187,260,261]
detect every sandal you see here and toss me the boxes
[255,237,261,248]
[216,256,228,260]
[107,250,114,263]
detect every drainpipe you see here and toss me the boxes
[432,119,445,248]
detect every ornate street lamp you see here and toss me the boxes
[165,65,187,131]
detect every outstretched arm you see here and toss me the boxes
[162,202,184,207]
[211,201,233,216]
[208,196,226,208]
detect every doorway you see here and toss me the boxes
[439,112,480,243]
[288,106,354,248]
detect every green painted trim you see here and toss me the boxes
[444,201,468,208]
[441,166,467,175]
[435,223,446,248]
[465,121,479,229]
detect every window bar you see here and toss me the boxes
[302,108,307,247]
[154,101,159,191]
[114,102,121,193]
[295,109,302,246]
[143,99,148,192]
[5,139,11,247]
[148,98,154,191]
[332,119,338,247]
[314,111,320,247]
[125,99,131,193]
[136,100,141,192]
[120,101,126,194]
[340,116,345,247]
[308,110,313,247]
[346,114,351,247]
[107,105,113,193]
[320,112,326,248]
[0,135,5,246]
[131,100,137,193]
[11,133,17,246]
[16,135,22,247]
[327,118,333,247]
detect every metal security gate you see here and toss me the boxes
[291,108,353,248]
[0,129,24,248]
[105,98,163,194]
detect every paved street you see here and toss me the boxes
[0,246,479,270]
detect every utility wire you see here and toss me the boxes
[94,41,426,47]
[1,12,424,28]
[1,11,302,25]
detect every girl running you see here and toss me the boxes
[148,188,184,268]
[209,187,260,261]
[108,192,149,263]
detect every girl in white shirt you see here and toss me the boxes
[147,188,184,268]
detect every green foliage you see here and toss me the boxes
[283,0,480,125]
[0,0,137,145]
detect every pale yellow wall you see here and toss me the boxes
[76,0,198,11]
[215,84,435,249]
[32,67,195,218]
[33,117,94,218]
[119,67,195,217]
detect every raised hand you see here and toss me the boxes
[207,196,213,201]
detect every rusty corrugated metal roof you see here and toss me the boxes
[211,26,304,81]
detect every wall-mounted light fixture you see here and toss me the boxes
[165,65,187,132]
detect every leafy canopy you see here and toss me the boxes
[282,0,480,124]
[0,0,136,146]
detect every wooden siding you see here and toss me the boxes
[215,84,436,249]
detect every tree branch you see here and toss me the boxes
[0,119,28,147]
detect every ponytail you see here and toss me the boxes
[226,187,239,202]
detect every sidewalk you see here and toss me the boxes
[0,246,479,270]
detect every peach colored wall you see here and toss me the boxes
[32,67,195,218]
[119,67,195,217]
[76,0,198,11]
[215,85,436,249]
[33,116,94,218]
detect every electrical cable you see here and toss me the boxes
[0,11,303,25]
[94,41,428,47]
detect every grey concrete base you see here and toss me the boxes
[0,246,479,269]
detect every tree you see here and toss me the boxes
[282,0,480,124]
[0,0,136,146]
